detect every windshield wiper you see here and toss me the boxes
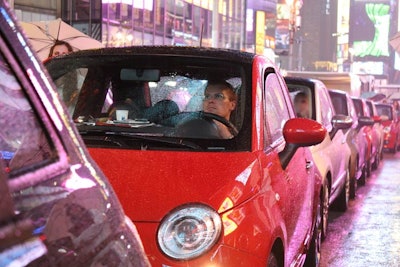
[79,130,203,150]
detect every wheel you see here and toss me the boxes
[349,159,358,199]
[349,175,357,199]
[202,112,238,136]
[267,252,279,267]
[331,169,350,212]
[365,159,372,178]
[358,164,366,186]
[304,194,322,267]
[372,153,379,170]
[320,179,329,241]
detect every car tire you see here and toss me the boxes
[267,252,279,267]
[331,169,350,212]
[358,165,366,186]
[365,159,372,178]
[349,159,358,199]
[304,196,322,267]
[372,153,379,170]
[349,175,357,199]
[321,179,329,241]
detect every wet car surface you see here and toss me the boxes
[46,46,327,266]
[284,76,353,242]
[328,89,374,197]
[375,102,400,153]
[0,2,149,266]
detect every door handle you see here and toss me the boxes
[306,160,313,170]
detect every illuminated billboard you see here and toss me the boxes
[349,0,393,59]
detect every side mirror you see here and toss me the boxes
[358,115,374,127]
[372,115,382,123]
[279,118,326,169]
[330,114,353,139]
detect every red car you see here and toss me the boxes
[45,47,326,266]
[351,97,381,178]
[375,103,400,153]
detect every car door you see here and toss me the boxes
[317,85,347,189]
[0,47,63,265]
[263,70,314,264]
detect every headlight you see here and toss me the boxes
[383,126,391,133]
[157,204,222,260]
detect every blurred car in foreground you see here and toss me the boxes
[0,2,149,266]
[284,76,352,240]
[328,89,373,198]
[375,103,400,153]
[46,46,327,267]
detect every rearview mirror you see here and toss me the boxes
[358,115,374,127]
[330,114,353,139]
[120,69,160,82]
[279,118,326,169]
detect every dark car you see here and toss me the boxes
[45,46,327,266]
[284,76,353,241]
[328,89,374,197]
[375,103,400,153]
[0,2,149,266]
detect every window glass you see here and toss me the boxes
[287,84,312,119]
[318,87,333,128]
[264,72,290,143]
[46,54,249,150]
[0,52,55,177]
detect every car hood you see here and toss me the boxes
[88,148,262,221]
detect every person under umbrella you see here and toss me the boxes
[48,40,73,58]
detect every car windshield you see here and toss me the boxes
[46,53,250,151]
[376,105,393,120]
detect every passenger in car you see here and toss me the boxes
[203,80,237,139]
[294,92,310,118]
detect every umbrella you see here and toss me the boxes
[390,31,400,54]
[388,92,400,101]
[20,18,104,61]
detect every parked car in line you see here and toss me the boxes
[45,46,327,267]
[328,89,374,198]
[284,76,353,240]
[375,102,400,153]
[351,97,375,179]
[0,2,149,267]
[365,99,384,169]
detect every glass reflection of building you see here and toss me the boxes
[102,0,246,49]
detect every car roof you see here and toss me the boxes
[45,46,256,65]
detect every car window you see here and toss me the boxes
[264,72,290,144]
[0,51,56,177]
[48,55,250,150]
[376,105,393,120]
[286,83,313,119]
[318,86,334,129]
[329,93,348,115]
[352,98,364,117]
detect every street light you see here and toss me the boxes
[286,0,303,70]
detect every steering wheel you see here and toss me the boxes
[201,112,239,136]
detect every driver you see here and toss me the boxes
[203,80,237,139]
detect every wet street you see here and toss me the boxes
[320,152,400,266]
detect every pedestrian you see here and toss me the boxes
[48,40,73,58]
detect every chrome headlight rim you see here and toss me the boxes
[157,203,222,260]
